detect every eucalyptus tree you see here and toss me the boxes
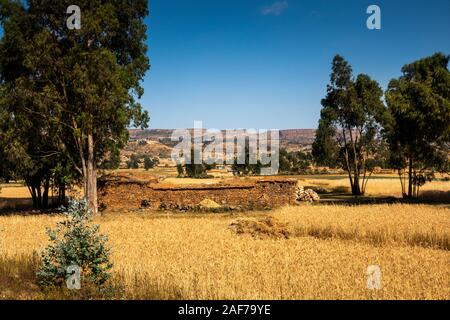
[313,55,385,195]
[0,0,150,212]
[385,53,450,199]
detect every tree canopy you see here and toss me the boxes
[0,0,150,211]
[385,52,450,198]
[312,55,385,195]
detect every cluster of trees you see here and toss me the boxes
[0,0,150,213]
[176,149,213,178]
[127,154,159,170]
[176,144,273,178]
[231,144,263,176]
[279,149,312,174]
[312,53,450,198]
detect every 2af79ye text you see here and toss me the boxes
[222,304,271,316]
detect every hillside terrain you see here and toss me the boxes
[123,129,316,165]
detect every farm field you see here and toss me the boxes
[4,170,449,197]
[0,171,450,299]
[0,204,449,300]
[0,173,449,300]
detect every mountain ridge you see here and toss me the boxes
[125,129,316,161]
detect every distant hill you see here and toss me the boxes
[128,129,174,141]
[129,128,315,145]
[123,129,316,165]
[278,129,316,151]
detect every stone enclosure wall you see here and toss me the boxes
[98,175,298,211]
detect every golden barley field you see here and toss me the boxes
[300,175,450,200]
[1,203,449,300]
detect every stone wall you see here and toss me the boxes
[98,175,298,211]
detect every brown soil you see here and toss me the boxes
[98,174,299,211]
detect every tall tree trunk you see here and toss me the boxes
[352,175,362,196]
[362,170,372,195]
[42,176,50,209]
[36,184,42,208]
[344,156,354,191]
[398,170,406,196]
[349,128,362,196]
[407,155,413,198]
[59,183,66,205]
[27,182,38,208]
[86,133,98,215]
[342,129,354,192]
[72,117,87,196]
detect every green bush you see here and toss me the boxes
[176,164,184,177]
[144,156,159,170]
[36,199,113,290]
[127,154,141,169]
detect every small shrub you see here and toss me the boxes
[36,199,113,291]
[144,156,159,170]
[141,199,151,208]
[176,164,184,177]
[127,154,141,169]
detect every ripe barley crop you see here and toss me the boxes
[277,204,450,250]
[0,204,449,300]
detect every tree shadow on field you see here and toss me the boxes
[0,198,34,214]
[0,254,187,300]
[0,254,42,299]
[0,254,116,300]
[0,254,118,300]
[317,190,450,207]
[0,198,63,216]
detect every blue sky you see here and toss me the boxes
[142,0,450,129]
[1,1,449,129]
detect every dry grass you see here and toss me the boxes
[0,184,33,199]
[301,175,450,199]
[277,204,450,250]
[1,204,449,300]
